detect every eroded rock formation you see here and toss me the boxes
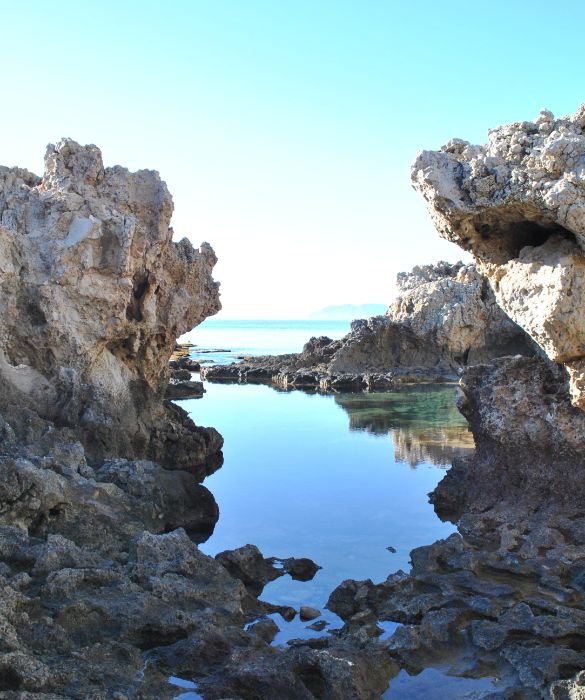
[412,106,585,407]
[201,261,533,390]
[0,142,401,699]
[0,139,222,475]
[318,106,585,700]
[323,106,585,698]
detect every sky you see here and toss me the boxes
[2,1,585,317]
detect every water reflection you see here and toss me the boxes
[385,668,498,699]
[334,386,475,467]
[189,381,458,625]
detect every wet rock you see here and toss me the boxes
[196,636,398,700]
[165,379,205,400]
[169,357,200,372]
[171,368,192,381]
[270,556,321,581]
[215,544,285,596]
[248,617,280,644]
[306,620,328,632]
[299,606,321,622]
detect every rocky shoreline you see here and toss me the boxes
[321,106,585,699]
[2,106,585,699]
[200,261,535,392]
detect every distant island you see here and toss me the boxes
[308,303,387,320]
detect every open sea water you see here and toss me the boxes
[179,318,351,362]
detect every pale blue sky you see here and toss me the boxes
[2,1,584,317]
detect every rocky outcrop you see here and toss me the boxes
[433,355,585,520]
[327,505,585,698]
[326,352,585,698]
[0,139,222,474]
[0,142,405,699]
[321,106,585,698]
[412,105,585,408]
[0,417,398,699]
[201,261,533,390]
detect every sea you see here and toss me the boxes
[179,318,352,363]
[173,319,490,698]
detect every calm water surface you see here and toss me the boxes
[178,321,485,696]
[184,382,473,644]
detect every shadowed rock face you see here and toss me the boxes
[412,106,585,407]
[433,355,585,520]
[0,139,222,474]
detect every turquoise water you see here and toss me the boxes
[179,318,351,361]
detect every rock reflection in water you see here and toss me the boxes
[334,385,475,467]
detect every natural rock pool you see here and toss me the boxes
[183,381,474,652]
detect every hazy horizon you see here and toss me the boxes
[3,2,585,317]
[200,302,388,321]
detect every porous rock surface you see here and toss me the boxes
[322,107,585,698]
[0,142,402,699]
[412,105,585,407]
[328,354,585,698]
[0,139,222,475]
[201,261,533,390]
[203,106,585,697]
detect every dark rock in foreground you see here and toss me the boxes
[165,378,206,400]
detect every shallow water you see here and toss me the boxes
[384,668,498,699]
[185,381,473,645]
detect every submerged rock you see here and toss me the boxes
[215,545,321,597]
[165,378,205,400]
[299,606,321,622]
[215,544,285,596]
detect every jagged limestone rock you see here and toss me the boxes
[0,139,222,473]
[412,105,585,406]
[201,261,533,388]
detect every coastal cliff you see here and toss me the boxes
[201,260,533,390]
[410,105,585,517]
[412,106,585,409]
